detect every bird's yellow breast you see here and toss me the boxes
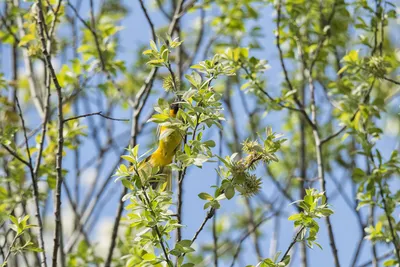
[148,126,181,167]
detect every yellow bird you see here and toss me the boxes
[139,102,182,191]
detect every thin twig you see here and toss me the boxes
[176,113,198,242]
[224,78,263,261]
[279,226,306,263]
[63,111,129,123]
[240,64,316,131]
[142,191,172,264]
[35,1,65,266]
[68,0,135,107]
[320,83,374,145]
[1,144,30,167]
[15,94,48,266]
[3,233,20,265]
[378,181,400,262]
[64,148,126,253]
[103,187,127,267]
[356,250,393,267]
[138,0,157,41]
[168,0,186,36]
[103,24,160,262]
[229,211,278,267]
[213,129,223,267]
[183,8,205,70]
[382,76,400,85]
[155,0,172,20]
[275,1,311,119]
[33,66,51,181]
[191,208,215,245]
[177,0,198,17]
[13,0,44,118]
[290,0,341,264]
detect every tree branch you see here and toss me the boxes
[35,1,65,266]
[138,0,157,41]
[63,111,130,123]
[15,94,48,267]
[229,211,278,267]
[1,144,30,167]
[279,226,306,263]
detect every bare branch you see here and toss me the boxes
[229,211,278,267]
[1,144,31,167]
[138,0,157,41]
[382,76,400,86]
[13,0,45,119]
[357,250,393,267]
[63,111,130,123]
[378,181,400,261]
[191,208,215,245]
[35,1,65,266]
[3,232,20,265]
[14,94,48,266]
[279,226,306,263]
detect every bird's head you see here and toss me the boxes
[169,102,180,117]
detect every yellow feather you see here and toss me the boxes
[139,107,181,191]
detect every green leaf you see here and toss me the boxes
[337,65,348,75]
[150,40,157,51]
[343,50,359,62]
[119,164,128,173]
[182,89,197,100]
[352,168,365,182]
[142,49,153,55]
[142,253,156,261]
[320,208,334,216]
[304,195,313,206]
[225,185,235,200]
[133,145,140,157]
[147,59,164,66]
[193,72,202,85]
[288,213,301,221]
[282,255,291,265]
[198,192,213,201]
[190,64,203,70]
[71,59,82,75]
[18,34,35,47]
[383,259,398,266]
[9,215,18,226]
[185,74,198,88]
[149,114,170,123]
[203,140,216,147]
[121,155,136,163]
[177,239,192,248]
[314,242,323,250]
[203,202,212,209]
[240,48,249,58]
[121,179,133,190]
[241,81,252,90]
[184,144,191,156]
